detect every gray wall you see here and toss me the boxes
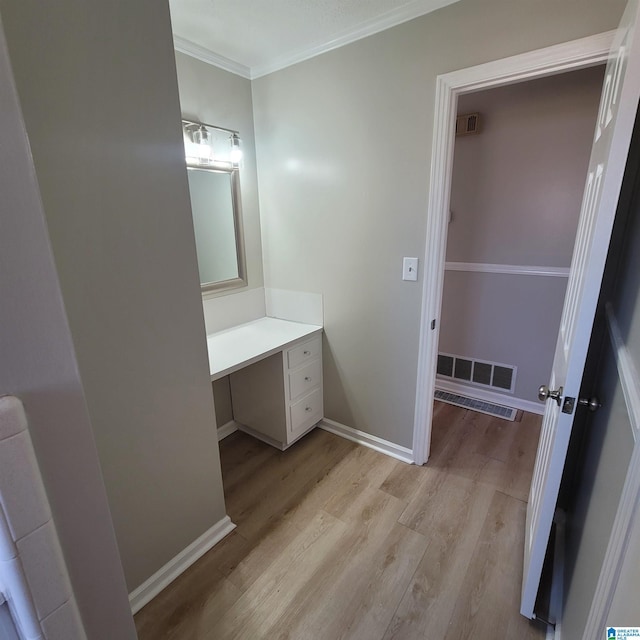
[175,52,264,430]
[439,272,569,402]
[252,0,625,448]
[439,67,604,404]
[213,376,235,427]
[0,14,135,639]
[0,0,227,592]
[448,68,604,266]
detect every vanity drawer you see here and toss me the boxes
[289,387,323,435]
[287,335,322,370]
[289,359,322,401]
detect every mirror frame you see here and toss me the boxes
[186,163,247,295]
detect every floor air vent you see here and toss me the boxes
[434,389,518,421]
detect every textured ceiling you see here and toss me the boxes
[169,0,461,77]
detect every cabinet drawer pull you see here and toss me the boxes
[290,387,323,435]
[287,336,321,369]
[289,358,321,400]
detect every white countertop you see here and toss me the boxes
[206,316,323,380]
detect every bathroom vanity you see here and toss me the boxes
[183,119,324,450]
[206,317,323,449]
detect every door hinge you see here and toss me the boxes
[431,319,436,330]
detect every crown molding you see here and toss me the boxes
[173,36,251,79]
[174,0,459,80]
[251,0,459,78]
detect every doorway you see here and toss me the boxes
[412,32,614,466]
[431,66,605,450]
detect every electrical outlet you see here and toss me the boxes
[402,257,418,281]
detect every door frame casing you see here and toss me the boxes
[412,31,615,466]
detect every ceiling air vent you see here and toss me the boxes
[456,112,480,136]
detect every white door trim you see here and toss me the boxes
[412,31,615,466]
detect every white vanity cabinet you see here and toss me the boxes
[206,318,323,450]
[230,334,323,448]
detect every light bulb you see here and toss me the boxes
[193,125,209,145]
[230,133,242,166]
[199,144,213,162]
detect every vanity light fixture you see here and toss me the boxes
[193,125,209,145]
[182,119,242,169]
[230,133,243,167]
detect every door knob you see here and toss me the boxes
[578,396,601,412]
[538,384,563,406]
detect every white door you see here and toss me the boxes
[521,0,640,619]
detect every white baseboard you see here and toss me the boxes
[319,418,414,464]
[217,420,239,441]
[435,379,544,416]
[129,516,236,614]
[234,422,287,450]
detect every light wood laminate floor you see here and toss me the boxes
[135,402,547,639]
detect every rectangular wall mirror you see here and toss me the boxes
[183,120,247,293]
